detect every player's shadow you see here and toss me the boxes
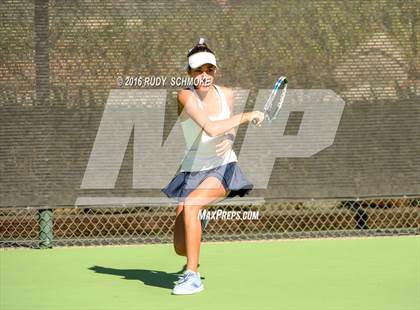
[88,265,192,289]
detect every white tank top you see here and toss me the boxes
[180,85,238,172]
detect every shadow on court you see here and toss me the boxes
[88,265,204,289]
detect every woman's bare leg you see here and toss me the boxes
[174,187,231,257]
[173,202,186,256]
[182,177,228,272]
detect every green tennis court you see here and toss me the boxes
[1,236,418,310]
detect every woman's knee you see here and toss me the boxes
[182,203,201,221]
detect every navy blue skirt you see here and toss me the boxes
[161,161,253,202]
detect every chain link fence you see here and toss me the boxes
[1,1,418,249]
[1,198,418,248]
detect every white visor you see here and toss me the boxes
[188,52,217,69]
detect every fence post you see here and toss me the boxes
[38,209,53,248]
[35,0,52,249]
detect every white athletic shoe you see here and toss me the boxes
[172,270,204,295]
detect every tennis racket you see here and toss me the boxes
[252,76,288,124]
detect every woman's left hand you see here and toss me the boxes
[216,138,233,157]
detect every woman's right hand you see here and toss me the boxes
[248,111,265,127]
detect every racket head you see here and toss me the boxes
[263,76,288,122]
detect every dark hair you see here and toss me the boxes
[187,39,215,57]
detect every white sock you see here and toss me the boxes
[186,269,197,275]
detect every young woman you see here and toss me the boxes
[162,38,264,295]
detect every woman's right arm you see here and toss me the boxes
[178,89,264,137]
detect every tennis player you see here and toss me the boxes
[162,38,264,295]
